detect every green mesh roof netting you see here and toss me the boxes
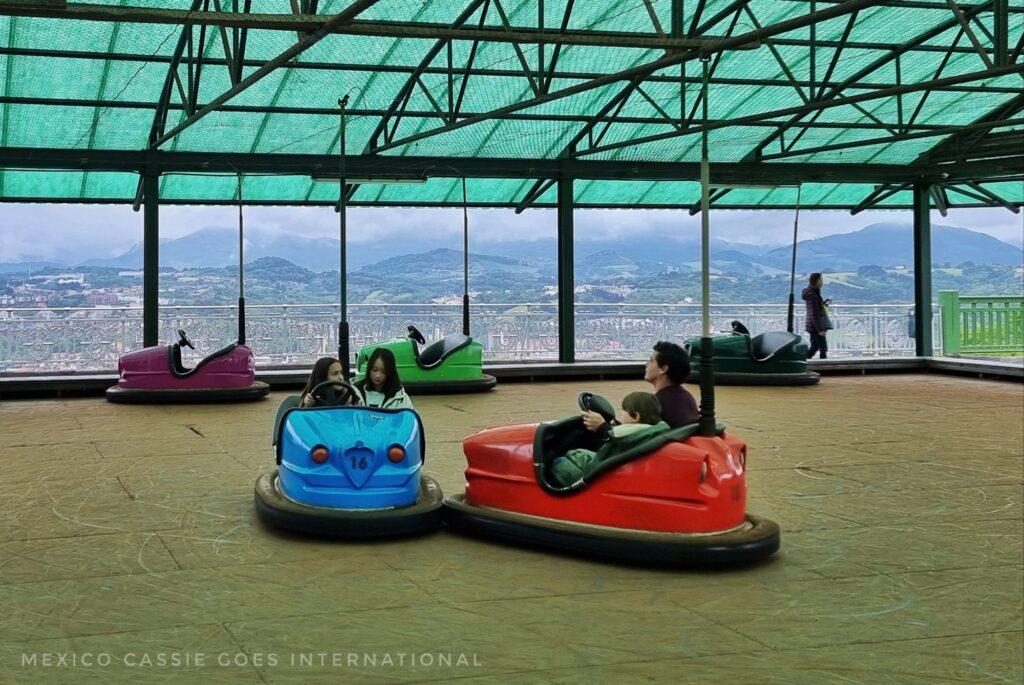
[0,0,1021,208]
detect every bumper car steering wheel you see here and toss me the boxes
[309,380,360,407]
[406,325,427,345]
[729,320,750,336]
[177,329,196,350]
[577,392,617,424]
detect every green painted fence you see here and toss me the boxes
[937,291,1024,356]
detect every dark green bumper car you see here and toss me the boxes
[685,321,820,387]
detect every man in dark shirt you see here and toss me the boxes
[583,340,699,433]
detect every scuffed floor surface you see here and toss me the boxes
[0,375,1021,684]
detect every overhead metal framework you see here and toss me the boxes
[0,0,1019,211]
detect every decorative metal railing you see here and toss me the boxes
[937,291,1024,356]
[0,302,940,373]
[574,304,939,359]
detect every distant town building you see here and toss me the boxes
[30,273,85,284]
[88,293,120,306]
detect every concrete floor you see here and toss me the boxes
[0,375,1021,684]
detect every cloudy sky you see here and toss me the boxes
[1,202,1021,264]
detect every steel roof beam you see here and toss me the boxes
[939,183,1024,217]
[183,6,209,116]
[778,0,1019,8]
[776,5,860,155]
[132,0,205,208]
[741,2,991,162]
[917,92,1024,163]
[365,0,487,152]
[0,39,994,60]
[1012,29,1024,63]
[513,0,747,213]
[962,180,1021,212]
[930,184,949,215]
[149,0,381,149]
[0,7,1007,55]
[903,26,965,133]
[687,188,732,215]
[741,3,808,104]
[928,132,1024,162]
[0,3,752,49]
[5,197,1019,210]
[3,146,1019,183]
[516,0,748,200]
[5,45,1013,81]
[690,0,749,35]
[24,100,936,128]
[144,1,205,150]
[679,6,747,130]
[815,10,859,100]
[454,8,491,113]
[943,0,994,68]
[520,0,746,214]
[346,0,488,207]
[940,183,991,203]
[758,117,1021,161]
[0,18,15,197]
[577,60,1023,159]
[77,16,124,200]
[491,0,540,95]
[849,183,911,214]
[0,93,949,133]
[539,0,575,93]
[513,177,556,213]
[235,0,252,84]
[209,0,240,84]
[366,0,890,156]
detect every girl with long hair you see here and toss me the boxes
[355,348,415,410]
[300,357,357,407]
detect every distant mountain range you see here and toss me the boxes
[4,223,1021,276]
[80,228,340,271]
[763,222,1024,271]
[7,230,1019,307]
[72,225,778,273]
[0,260,64,274]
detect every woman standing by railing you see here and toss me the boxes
[803,273,831,359]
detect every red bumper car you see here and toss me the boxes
[443,393,779,566]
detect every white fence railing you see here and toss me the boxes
[0,303,941,373]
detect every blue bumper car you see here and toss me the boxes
[254,381,443,538]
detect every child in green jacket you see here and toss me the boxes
[551,392,668,486]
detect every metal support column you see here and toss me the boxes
[994,0,1008,66]
[913,183,933,356]
[557,176,575,364]
[697,56,717,437]
[337,96,350,377]
[462,177,471,336]
[142,174,160,347]
[671,0,683,38]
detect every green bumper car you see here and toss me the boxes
[355,325,497,395]
[685,321,820,387]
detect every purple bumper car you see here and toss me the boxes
[106,329,269,404]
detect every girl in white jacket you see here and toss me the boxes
[354,347,415,411]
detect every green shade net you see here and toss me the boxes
[0,0,1019,207]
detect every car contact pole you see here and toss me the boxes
[338,95,350,378]
[237,172,246,345]
[786,185,802,334]
[462,176,470,337]
[698,55,717,437]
